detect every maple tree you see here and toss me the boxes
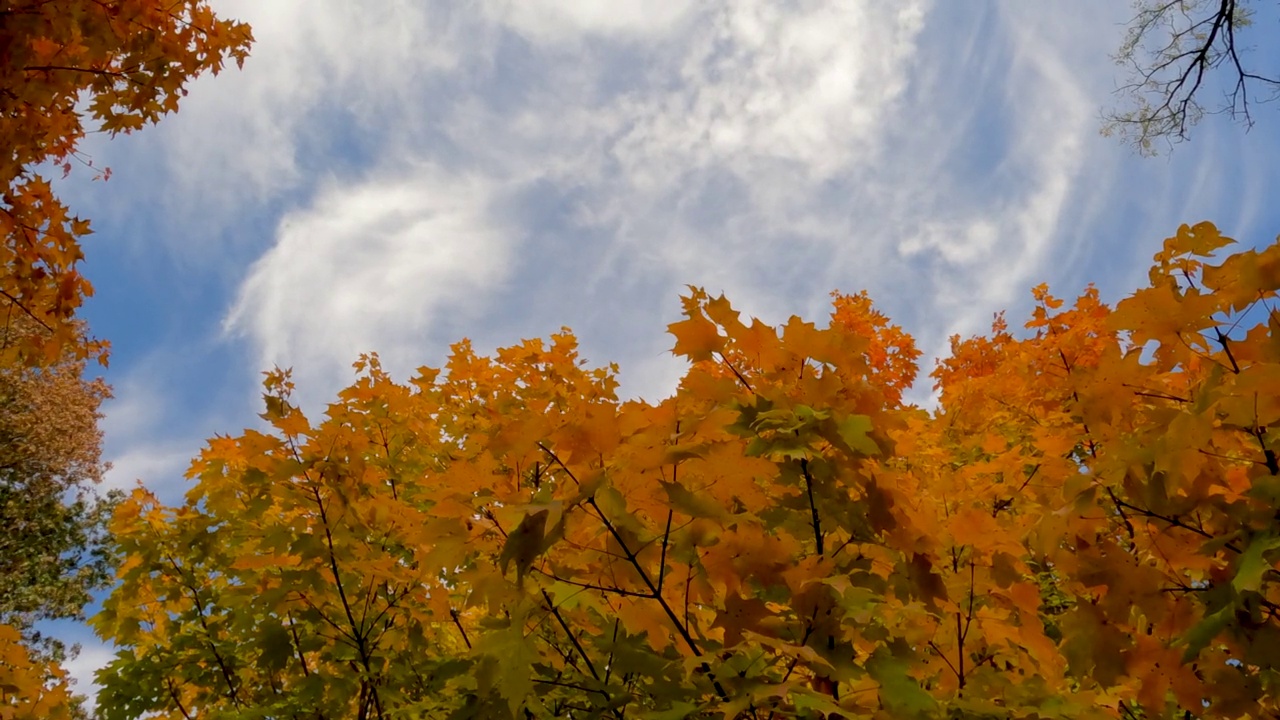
[0,0,252,366]
[92,221,1280,719]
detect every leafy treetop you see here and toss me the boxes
[90,221,1280,719]
[0,314,116,671]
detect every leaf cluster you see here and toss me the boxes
[0,0,253,365]
[0,623,76,720]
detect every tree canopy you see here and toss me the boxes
[0,1,252,714]
[0,315,114,665]
[0,0,252,366]
[89,221,1280,718]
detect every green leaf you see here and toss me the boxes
[1180,605,1234,662]
[569,470,605,506]
[1233,532,1280,594]
[595,485,628,519]
[258,623,294,672]
[837,414,880,456]
[662,442,711,463]
[547,580,587,610]
[791,687,848,716]
[793,404,829,421]
[473,625,535,715]
[751,408,806,433]
[498,509,549,585]
[866,647,937,718]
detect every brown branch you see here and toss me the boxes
[928,640,960,683]
[715,351,754,394]
[0,290,55,332]
[1125,386,1191,403]
[22,63,149,87]
[658,508,674,593]
[1106,486,1137,540]
[286,612,312,677]
[539,589,627,719]
[1114,497,1241,553]
[766,609,819,720]
[993,464,1040,517]
[800,458,824,556]
[539,439,731,701]
[296,448,385,719]
[165,677,194,720]
[1214,327,1241,374]
[448,608,472,650]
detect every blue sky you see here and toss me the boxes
[44,0,1280,702]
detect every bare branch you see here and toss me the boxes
[1104,0,1280,154]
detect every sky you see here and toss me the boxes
[42,0,1280,705]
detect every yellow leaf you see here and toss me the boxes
[667,314,724,362]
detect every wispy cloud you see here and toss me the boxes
[62,638,114,711]
[102,445,195,494]
[210,2,1171,407]
[220,0,936,401]
[225,168,515,398]
[482,0,697,41]
[79,1,1168,413]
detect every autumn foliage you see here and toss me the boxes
[0,315,114,666]
[93,222,1280,719]
[0,0,252,365]
[0,624,75,720]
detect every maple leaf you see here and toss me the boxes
[866,647,937,718]
[711,593,773,647]
[668,314,725,363]
[499,508,550,587]
[836,413,880,456]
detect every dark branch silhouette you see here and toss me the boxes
[1104,0,1280,154]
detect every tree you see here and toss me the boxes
[1104,0,1280,154]
[0,0,253,366]
[93,221,1280,718]
[0,314,115,661]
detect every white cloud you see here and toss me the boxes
[68,0,492,262]
[215,1,1139,407]
[63,639,115,713]
[97,374,184,494]
[603,2,927,206]
[213,0,938,404]
[537,1,933,327]
[483,0,696,42]
[225,168,513,397]
[878,4,1134,349]
[102,445,195,494]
